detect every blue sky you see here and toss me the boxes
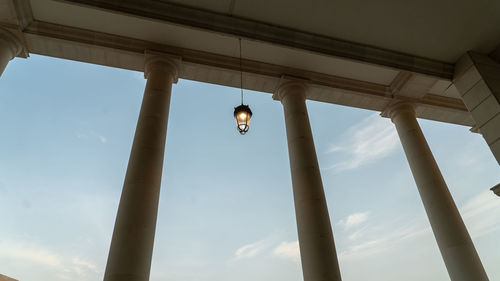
[0,55,499,281]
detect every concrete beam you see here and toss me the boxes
[21,21,472,126]
[60,0,454,79]
[454,52,500,164]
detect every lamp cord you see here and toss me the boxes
[239,37,243,105]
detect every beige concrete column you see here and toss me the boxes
[0,28,23,77]
[104,53,181,281]
[388,102,488,281]
[274,80,342,281]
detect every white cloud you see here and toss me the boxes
[0,240,101,280]
[452,138,497,170]
[75,129,107,144]
[461,191,500,238]
[339,191,500,261]
[324,113,399,172]
[0,240,63,268]
[233,236,301,263]
[339,221,431,260]
[338,211,370,229]
[72,257,99,273]
[97,135,107,143]
[348,230,363,241]
[273,241,300,262]
[234,239,269,259]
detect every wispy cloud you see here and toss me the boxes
[461,191,500,238]
[0,240,63,268]
[339,220,431,260]
[232,236,301,263]
[348,230,364,241]
[233,239,270,260]
[338,190,500,261]
[75,129,107,143]
[324,113,398,172]
[0,240,100,279]
[226,193,500,265]
[72,257,99,273]
[338,211,370,229]
[273,241,300,262]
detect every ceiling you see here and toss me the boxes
[160,0,500,63]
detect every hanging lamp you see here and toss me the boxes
[234,38,253,135]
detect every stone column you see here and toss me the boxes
[388,102,488,281]
[0,28,23,77]
[104,53,181,281]
[274,80,342,281]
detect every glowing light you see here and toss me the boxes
[233,104,252,135]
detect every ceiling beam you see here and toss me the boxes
[59,0,454,79]
[22,21,469,118]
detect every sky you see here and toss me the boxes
[0,54,499,281]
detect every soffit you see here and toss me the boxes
[29,0,399,85]
[162,0,500,63]
[0,0,18,25]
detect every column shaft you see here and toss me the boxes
[277,81,342,281]
[104,56,179,281]
[389,103,488,281]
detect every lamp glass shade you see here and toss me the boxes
[234,104,252,134]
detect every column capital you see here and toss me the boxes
[382,101,416,122]
[144,50,182,82]
[273,75,309,102]
[0,27,26,58]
